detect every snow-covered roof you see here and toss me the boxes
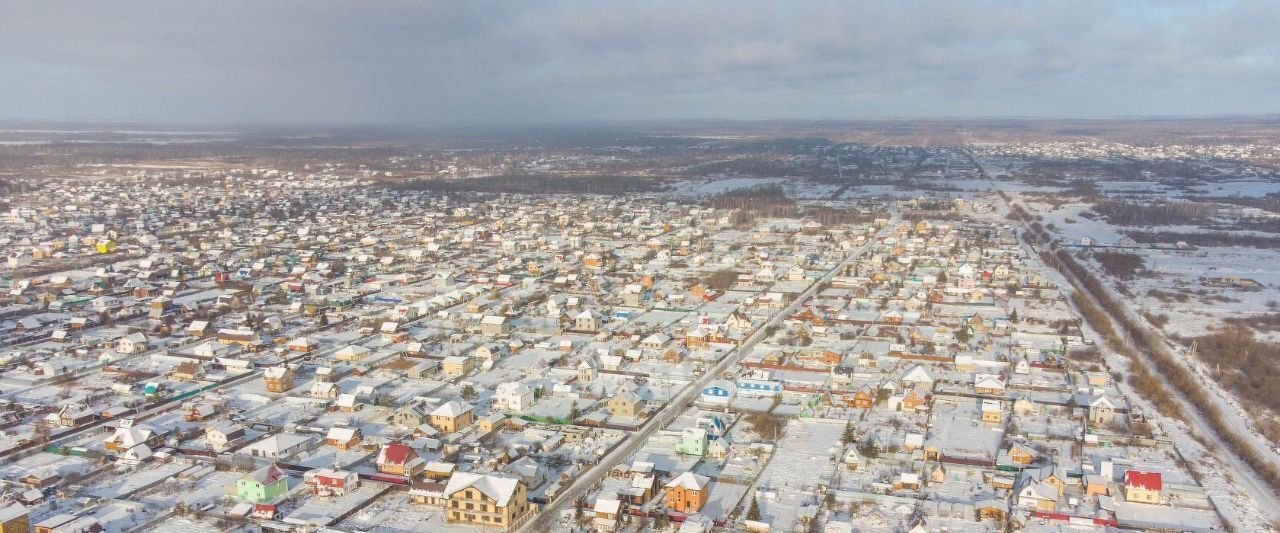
[664,471,709,490]
[431,400,471,418]
[442,472,521,506]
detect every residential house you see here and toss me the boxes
[103,422,155,453]
[981,399,1003,423]
[442,473,534,530]
[390,402,431,428]
[187,320,211,337]
[429,401,475,433]
[169,362,204,382]
[577,359,597,382]
[32,515,103,533]
[574,310,601,332]
[335,393,362,412]
[674,428,709,456]
[849,386,874,409]
[504,456,546,488]
[442,356,474,377]
[1016,478,1059,511]
[286,337,318,352]
[974,373,1006,395]
[663,472,711,514]
[494,382,535,414]
[206,421,246,452]
[409,480,448,506]
[116,332,148,354]
[237,464,288,503]
[217,328,258,347]
[310,381,338,399]
[264,366,294,393]
[305,468,359,497]
[0,501,28,533]
[900,364,934,390]
[480,315,510,336]
[607,392,645,417]
[1088,394,1117,425]
[1006,442,1036,465]
[1123,471,1161,504]
[900,388,928,410]
[377,443,424,476]
[1011,395,1038,416]
[326,427,361,450]
[335,345,371,362]
[244,433,313,460]
[592,497,621,532]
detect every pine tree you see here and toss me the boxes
[1008,309,1019,323]
[841,422,855,445]
[746,495,761,521]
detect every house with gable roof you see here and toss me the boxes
[442,472,534,529]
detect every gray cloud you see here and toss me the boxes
[1,0,1277,126]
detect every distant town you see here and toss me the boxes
[1,120,1280,533]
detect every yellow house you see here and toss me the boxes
[478,414,507,434]
[442,356,474,377]
[442,473,535,530]
[1123,471,1161,504]
[607,392,644,417]
[429,401,475,433]
[335,345,371,362]
[1041,473,1066,499]
[1084,474,1110,497]
[97,240,117,254]
[0,501,28,533]
[1006,443,1035,465]
[981,400,1003,423]
[216,328,258,347]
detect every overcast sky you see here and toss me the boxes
[2,1,1278,127]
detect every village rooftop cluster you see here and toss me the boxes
[0,156,1242,533]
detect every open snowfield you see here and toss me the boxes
[750,418,843,530]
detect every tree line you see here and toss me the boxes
[1093,200,1218,226]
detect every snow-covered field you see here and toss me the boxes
[750,418,843,530]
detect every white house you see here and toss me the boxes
[245,433,313,459]
[575,310,601,332]
[700,380,735,406]
[116,333,149,354]
[494,382,535,413]
[900,364,934,389]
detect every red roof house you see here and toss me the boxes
[1123,470,1163,504]
[1124,471,1162,492]
[376,443,423,476]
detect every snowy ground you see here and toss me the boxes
[749,418,844,531]
[85,462,194,499]
[285,484,383,526]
